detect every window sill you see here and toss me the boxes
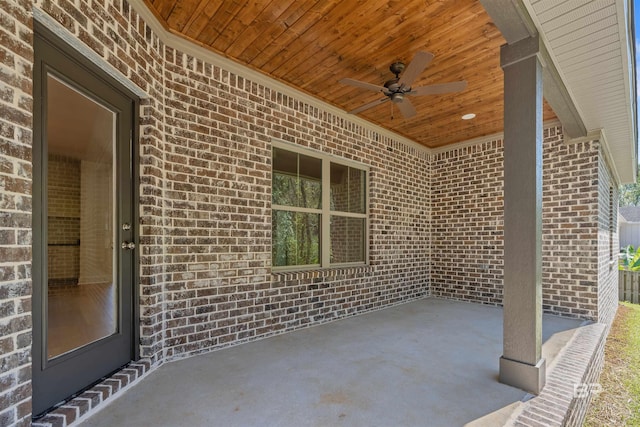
[271,265,373,281]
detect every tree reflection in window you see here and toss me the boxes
[272,148,321,267]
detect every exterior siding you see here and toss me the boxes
[619,221,640,248]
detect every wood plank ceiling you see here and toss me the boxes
[144,0,557,148]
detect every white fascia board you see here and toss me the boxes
[614,0,638,182]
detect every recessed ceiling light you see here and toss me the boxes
[462,113,476,120]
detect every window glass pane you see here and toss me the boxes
[273,210,320,266]
[273,147,298,175]
[272,172,297,206]
[330,216,365,264]
[273,147,321,209]
[330,163,365,213]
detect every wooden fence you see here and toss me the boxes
[619,270,640,303]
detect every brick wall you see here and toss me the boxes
[431,139,504,304]
[78,159,112,285]
[160,48,430,358]
[33,0,431,368]
[542,130,600,320]
[47,154,80,283]
[0,0,33,425]
[431,127,603,321]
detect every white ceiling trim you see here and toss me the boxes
[430,120,562,155]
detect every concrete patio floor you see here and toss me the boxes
[78,298,584,427]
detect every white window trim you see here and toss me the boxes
[271,139,370,272]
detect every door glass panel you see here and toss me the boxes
[46,74,118,359]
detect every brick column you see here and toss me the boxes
[499,35,546,394]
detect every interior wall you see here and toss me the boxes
[47,154,80,284]
[78,159,112,285]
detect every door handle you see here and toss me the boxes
[121,241,136,250]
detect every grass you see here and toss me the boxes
[584,302,640,426]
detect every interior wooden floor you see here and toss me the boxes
[47,283,116,359]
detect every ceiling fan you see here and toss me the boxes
[339,51,467,118]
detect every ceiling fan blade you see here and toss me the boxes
[349,97,390,115]
[396,98,417,118]
[398,51,434,87]
[339,78,386,93]
[411,81,467,96]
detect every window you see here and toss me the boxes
[272,143,368,269]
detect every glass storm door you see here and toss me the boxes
[33,29,136,416]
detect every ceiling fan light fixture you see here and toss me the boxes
[391,93,404,103]
[462,113,476,120]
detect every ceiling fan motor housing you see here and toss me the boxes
[389,61,405,77]
[384,79,401,91]
[385,77,409,103]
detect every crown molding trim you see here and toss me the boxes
[431,119,562,155]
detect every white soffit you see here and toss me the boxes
[525,0,637,184]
